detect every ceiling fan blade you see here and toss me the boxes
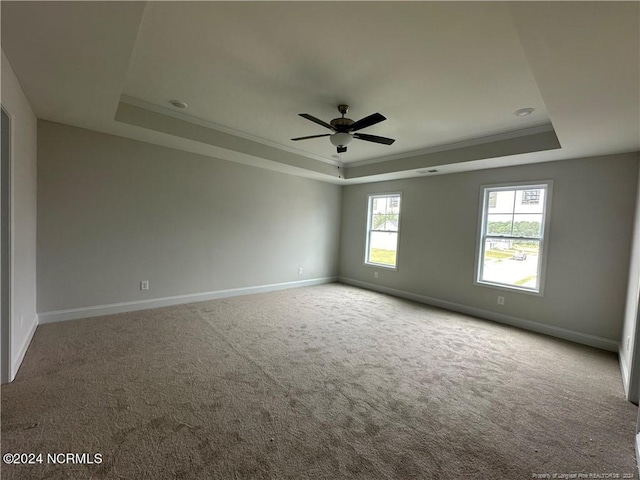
[299,113,334,131]
[348,113,386,132]
[291,134,331,141]
[353,133,396,145]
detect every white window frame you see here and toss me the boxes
[364,192,402,270]
[474,181,553,296]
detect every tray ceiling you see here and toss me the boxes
[2,1,638,183]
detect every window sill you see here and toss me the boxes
[475,280,544,297]
[364,262,398,271]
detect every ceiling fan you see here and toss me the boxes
[291,104,395,154]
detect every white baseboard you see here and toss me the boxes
[339,277,619,352]
[11,313,38,381]
[636,433,640,479]
[38,277,338,324]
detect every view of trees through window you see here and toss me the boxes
[366,194,400,267]
[479,187,548,291]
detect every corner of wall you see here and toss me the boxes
[2,48,39,383]
[619,157,640,403]
[619,346,630,399]
[10,314,37,381]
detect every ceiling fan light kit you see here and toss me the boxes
[292,104,396,154]
[330,132,353,147]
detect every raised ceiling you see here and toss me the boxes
[2,1,638,184]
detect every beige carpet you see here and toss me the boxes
[1,283,637,479]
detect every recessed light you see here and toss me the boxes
[514,107,534,117]
[169,99,188,109]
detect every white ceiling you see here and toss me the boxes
[1,1,638,184]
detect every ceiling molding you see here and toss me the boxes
[120,95,338,167]
[346,124,556,169]
[344,128,561,180]
[114,102,341,179]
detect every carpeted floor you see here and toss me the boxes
[1,283,637,479]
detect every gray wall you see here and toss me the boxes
[340,153,639,344]
[37,121,341,313]
[1,50,38,381]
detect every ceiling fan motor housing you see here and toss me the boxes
[330,117,354,132]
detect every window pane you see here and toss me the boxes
[388,196,400,214]
[372,214,398,231]
[487,214,513,236]
[488,190,515,214]
[372,197,386,214]
[481,239,540,290]
[515,189,545,213]
[488,192,497,208]
[376,214,398,231]
[368,231,397,266]
[372,213,386,229]
[512,214,543,238]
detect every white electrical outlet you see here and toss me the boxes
[497,296,505,305]
[298,267,303,275]
[374,271,379,279]
[140,280,149,291]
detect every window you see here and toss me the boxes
[365,193,401,268]
[476,183,551,294]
